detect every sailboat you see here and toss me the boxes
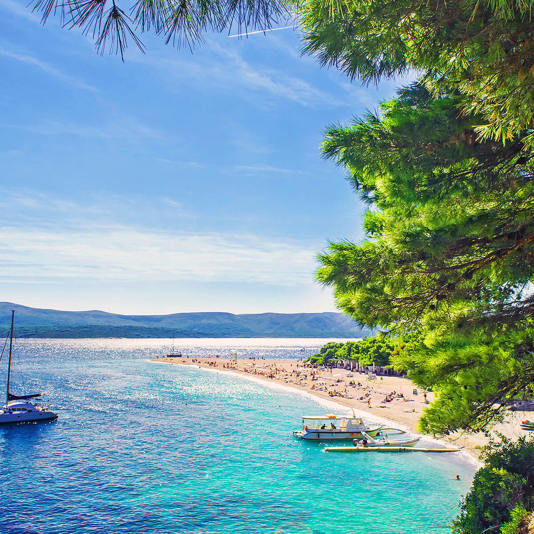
[0,310,58,424]
[166,336,182,358]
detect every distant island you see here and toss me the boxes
[0,302,371,338]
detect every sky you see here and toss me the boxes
[0,1,412,315]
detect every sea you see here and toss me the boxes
[0,338,475,534]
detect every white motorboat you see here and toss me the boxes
[293,414,383,440]
[352,431,419,448]
[0,310,57,424]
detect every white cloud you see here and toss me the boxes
[0,190,193,230]
[0,47,99,92]
[209,40,343,107]
[0,224,317,285]
[0,191,318,286]
[134,39,344,108]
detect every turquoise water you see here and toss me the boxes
[0,339,474,533]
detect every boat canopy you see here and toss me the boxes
[7,392,42,401]
[5,400,39,410]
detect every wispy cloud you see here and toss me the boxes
[160,197,184,210]
[134,39,344,108]
[0,224,316,285]
[210,41,342,107]
[0,0,40,22]
[3,117,164,142]
[235,164,305,175]
[0,190,193,230]
[157,157,203,168]
[0,47,99,92]
[0,191,318,285]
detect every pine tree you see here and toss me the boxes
[317,84,534,433]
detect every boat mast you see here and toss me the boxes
[5,310,14,406]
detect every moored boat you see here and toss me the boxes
[293,414,383,440]
[166,336,182,358]
[352,431,419,448]
[0,399,58,424]
[0,311,57,425]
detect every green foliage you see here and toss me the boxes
[316,84,534,433]
[453,438,534,534]
[500,506,529,534]
[307,334,398,367]
[401,326,534,434]
[308,341,345,364]
[300,0,534,147]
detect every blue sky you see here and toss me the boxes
[0,1,411,314]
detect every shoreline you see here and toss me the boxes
[152,356,532,466]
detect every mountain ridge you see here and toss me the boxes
[0,302,370,338]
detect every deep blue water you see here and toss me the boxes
[0,339,474,533]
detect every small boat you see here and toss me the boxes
[353,431,419,448]
[166,337,182,358]
[521,420,534,431]
[0,311,57,424]
[293,414,383,440]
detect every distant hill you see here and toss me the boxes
[0,303,371,338]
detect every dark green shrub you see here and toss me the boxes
[453,438,534,534]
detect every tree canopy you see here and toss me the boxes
[317,83,534,434]
[298,0,534,437]
[307,335,397,367]
[301,0,534,147]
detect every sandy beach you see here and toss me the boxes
[153,356,533,461]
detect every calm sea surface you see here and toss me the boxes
[0,339,474,533]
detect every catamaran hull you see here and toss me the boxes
[293,427,383,440]
[0,411,58,424]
